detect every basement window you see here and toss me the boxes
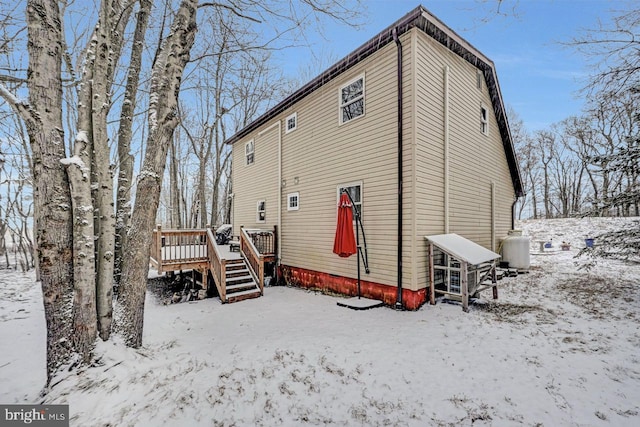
[245,140,255,165]
[287,192,299,211]
[339,75,365,125]
[337,182,363,219]
[285,113,297,133]
[256,200,266,223]
[480,105,489,136]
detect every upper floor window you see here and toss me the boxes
[285,113,297,134]
[339,75,365,125]
[480,105,489,136]
[245,140,254,165]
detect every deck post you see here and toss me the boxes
[429,243,435,305]
[220,261,227,302]
[202,268,208,294]
[259,256,264,295]
[492,262,498,299]
[461,261,469,312]
[156,224,163,274]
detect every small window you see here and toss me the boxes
[256,200,266,223]
[480,105,489,136]
[287,192,299,211]
[245,140,255,165]
[476,70,483,90]
[285,113,297,133]
[339,75,365,125]
[337,182,363,219]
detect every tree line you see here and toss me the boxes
[513,7,639,224]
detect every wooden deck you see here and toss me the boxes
[149,226,276,303]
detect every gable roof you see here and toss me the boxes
[224,5,524,197]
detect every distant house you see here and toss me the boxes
[224,5,524,309]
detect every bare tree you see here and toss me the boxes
[114,0,152,289]
[571,6,640,261]
[1,0,367,382]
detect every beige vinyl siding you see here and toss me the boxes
[232,127,279,232]
[414,31,446,288]
[278,38,406,289]
[413,31,516,287]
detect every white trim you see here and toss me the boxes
[256,199,266,223]
[338,74,366,125]
[480,104,489,136]
[285,112,297,134]
[287,192,300,211]
[245,139,255,165]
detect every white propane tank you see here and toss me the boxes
[500,230,530,270]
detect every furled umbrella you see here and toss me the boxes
[333,192,357,258]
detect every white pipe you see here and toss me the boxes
[444,66,450,234]
[491,181,496,251]
[258,121,282,262]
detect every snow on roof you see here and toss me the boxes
[425,233,500,265]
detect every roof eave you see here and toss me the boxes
[223,4,524,197]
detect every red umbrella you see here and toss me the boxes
[333,193,357,257]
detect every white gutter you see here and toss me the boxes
[443,65,450,234]
[258,120,282,262]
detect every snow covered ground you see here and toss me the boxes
[1,218,639,426]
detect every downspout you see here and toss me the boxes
[511,196,519,231]
[392,28,403,310]
[444,65,450,233]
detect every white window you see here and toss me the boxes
[339,75,365,125]
[245,140,255,165]
[285,113,297,133]
[256,200,266,223]
[476,70,483,90]
[287,192,299,211]
[480,105,489,136]
[337,182,363,219]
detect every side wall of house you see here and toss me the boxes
[413,31,517,287]
[232,32,416,295]
[232,125,279,232]
[232,27,517,305]
[279,31,415,291]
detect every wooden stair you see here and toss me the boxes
[224,258,261,303]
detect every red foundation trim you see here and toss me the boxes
[279,265,428,310]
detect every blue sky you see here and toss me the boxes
[276,0,632,131]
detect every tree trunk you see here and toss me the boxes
[26,0,74,383]
[61,133,97,362]
[89,0,134,341]
[116,0,198,348]
[169,134,182,228]
[115,0,152,286]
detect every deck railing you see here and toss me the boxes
[151,225,208,273]
[206,228,227,302]
[244,228,276,256]
[240,228,265,294]
[151,225,277,301]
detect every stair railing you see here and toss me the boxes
[206,228,227,302]
[240,227,264,294]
